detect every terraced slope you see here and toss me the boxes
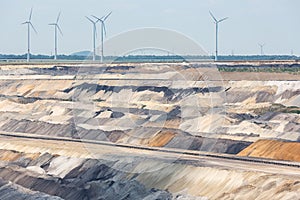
[0,63,299,199]
[0,149,173,199]
[0,64,299,155]
[0,139,299,200]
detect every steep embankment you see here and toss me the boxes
[238,139,300,162]
[0,63,299,199]
[0,144,299,200]
[0,64,299,155]
[0,149,173,199]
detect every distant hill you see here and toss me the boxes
[71,51,92,57]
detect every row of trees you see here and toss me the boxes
[0,54,299,62]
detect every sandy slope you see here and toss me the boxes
[238,139,300,162]
[0,136,299,200]
[0,63,299,199]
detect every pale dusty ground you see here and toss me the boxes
[0,63,299,199]
[0,134,300,199]
[0,133,300,178]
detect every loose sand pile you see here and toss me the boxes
[238,139,300,162]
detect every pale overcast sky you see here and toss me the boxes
[0,0,299,55]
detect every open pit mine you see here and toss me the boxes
[0,62,299,199]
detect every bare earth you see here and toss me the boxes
[0,62,299,199]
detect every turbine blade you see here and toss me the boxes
[29,8,33,21]
[85,16,94,23]
[218,17,228,23]
[103,11,112,21]
[91,15,103,22]
[57,24,63,36]
[30,22,38,34]
[56,12,61,23]
[21,22,28,25]
[49,23,56,26]
[209,11,217,22]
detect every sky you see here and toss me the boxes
[0,0,299,56]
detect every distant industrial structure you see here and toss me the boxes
[85,11,112,62]
[18,9,298,63]
[49,12,63,60]
[86,16,99,61]
[259,43,266,55]
[209,11,228,61]
[92,11,112,63]
[22,8,37,62]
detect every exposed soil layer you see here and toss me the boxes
[0,63,299,199]
[0,146,299,200]
[238,139,300,162]
[0,64,299,153]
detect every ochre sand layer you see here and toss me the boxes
[239,139,300,162]
[0,136,300,199]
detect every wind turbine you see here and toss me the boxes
[258,43,265,55]
[92,11,112,63]
[209,11,228,61]
[22,8,37,62]
[86,16,99,61]
[49,12,63,60]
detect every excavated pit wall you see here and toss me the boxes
[0,64,299,150]
[0,63,299,199]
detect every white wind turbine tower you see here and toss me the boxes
[258,43,265,56]
[92,11,112,63]
[209,11,228,61]
[22,8,37,62]
[86,16,99,61]
[49,12,63,60]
